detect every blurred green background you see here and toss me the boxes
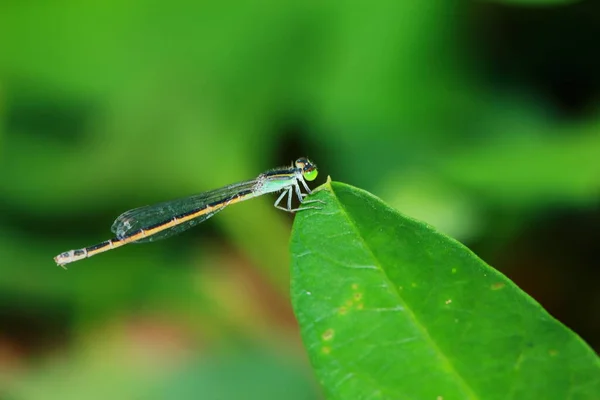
[1,1,599,399]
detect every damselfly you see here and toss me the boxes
[54,157,320,267]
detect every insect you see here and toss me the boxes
[54,157,321,267]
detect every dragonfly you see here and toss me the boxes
[54,157,321,267]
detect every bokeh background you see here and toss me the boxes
[1,1,599,399]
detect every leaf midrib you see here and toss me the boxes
[330,183,479,400]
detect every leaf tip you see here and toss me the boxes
[311,175,334,194]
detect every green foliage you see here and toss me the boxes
[291,181,600,400]
[6,344,316,400]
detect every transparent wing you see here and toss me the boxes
[111,179,258,243]
[124,207,225,244]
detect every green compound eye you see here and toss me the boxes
[304,168,318,181]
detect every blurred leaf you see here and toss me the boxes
[6,322,318,400]
[152,350,320,400]
[438,127,600,206]
[290,180,600,399]
[379,170,483,241]
[301,0,481,188]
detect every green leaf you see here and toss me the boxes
[290,180,600,400]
